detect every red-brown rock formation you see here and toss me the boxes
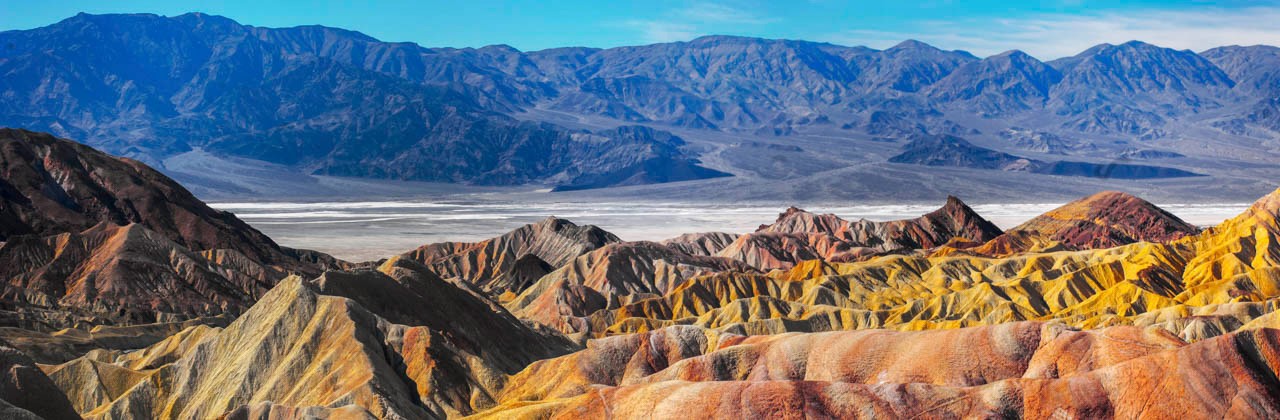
[507,241,755,334]
[0,129,340,340]
[972,190,1199,256]
[478,324,1280,419]
[0,128,308,265]
[719,196,1002,269]
[402,216,620,295]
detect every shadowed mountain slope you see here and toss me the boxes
[0,129,345,334]
[0,129,290,262]
[0,342,79,420]
[888,134,1204,179]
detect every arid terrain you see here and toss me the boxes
[3,128,1280,418]
[4,8,1280,418]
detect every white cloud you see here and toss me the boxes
[677,2,773,24]
[623,20,699,44]
[621,1,773,44]
[822,6,1280,60]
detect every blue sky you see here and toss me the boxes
[2,1,1278,59]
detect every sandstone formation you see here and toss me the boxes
[659,232,741,256]
[477,325,1280,419]
[716,196,1002,269]
[402,216,620,295]
[0,128,313,266]
[44,257,576,419]
[529,188,1280,343]
[0,129,346,336]
[0,342,80,420]
[33,186,1280,419]
[507,241,755,335]
[971,190,1200,256]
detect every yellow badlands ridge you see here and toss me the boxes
[553,190,1280,340]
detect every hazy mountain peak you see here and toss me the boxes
[889,39,935,50]
[478,44,522,53]
[992,49,1034,60]
[687,34,771,45]
[1048,38,1234,115]
[172,11,240,26]
[1118,40,1157,49]
[927,47,1061,113]
[1202,44,1280,95]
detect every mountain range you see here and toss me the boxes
[3,13,1280,199]
[4,131,1280,417]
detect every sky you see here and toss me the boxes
[2,0,1279,59]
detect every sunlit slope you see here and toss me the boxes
[552,188,1280,340]
[969,190,1200,256]
[42,257,577,419]
[476,323,1280,419]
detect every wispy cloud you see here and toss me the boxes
[677,2,773,24]
[622,20,699,44]
[622,1,775,44]
[822,6,1280,60]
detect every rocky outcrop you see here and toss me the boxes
[29,188,1280,419]
[0,129,346,333]
[477,323,1280,419]
[0,342,80,420]
[0,223,289,330]
[0,129,310,265]
[507,241,754,334]
[402,216,620,296]
[659,232,740,256]
[972,190,1199,256]
[45,257,576,419]
[717,196,1002,269]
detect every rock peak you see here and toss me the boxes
[976,190,1197,256]
[891,39,936,50]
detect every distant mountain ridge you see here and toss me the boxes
[0,13,726,190]
[2,12,1278,196]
